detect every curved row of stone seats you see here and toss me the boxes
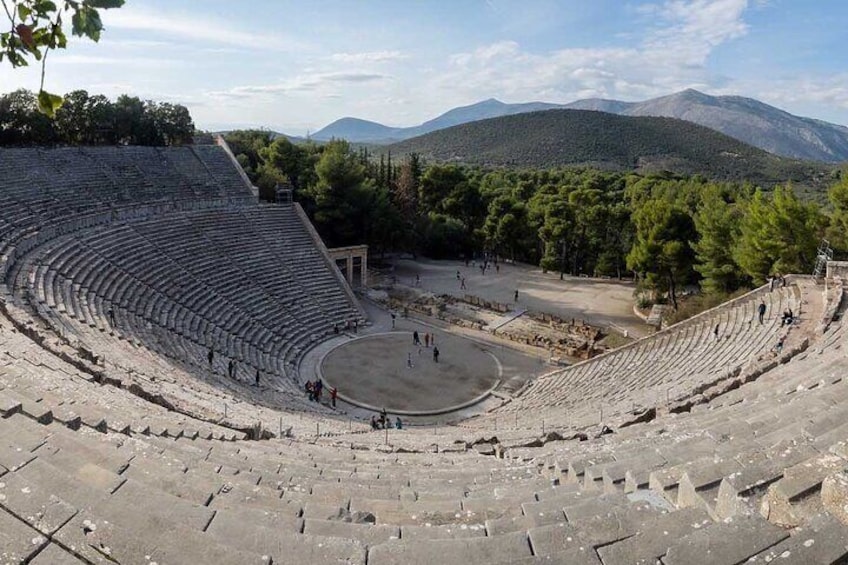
[484,309,848,534]
[0,287,845,562]
[0,145,254,294]
[0,293,365,441]
[5,400,836,565]
[27,205,363,394]
[0,318,244,441]
[489,281,812,430]
[0,146,254,210]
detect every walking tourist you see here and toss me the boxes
[433,346,440,363]
[758,301,767,324]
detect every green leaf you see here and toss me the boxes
[35,1,58,13]
[34,0,58,15]
[37,90,64,117]
[17,5,32,20]
[85,0,125,8]
[71,7,103,41]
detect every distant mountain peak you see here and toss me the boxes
[310,90,848,162]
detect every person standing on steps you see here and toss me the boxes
[413,331,420,345]
[208,348,214,366]
[330,386,337,408]
[514,289,519,303]
[714,324,719,340]
[460,277,466,290]
[228,359,235,379]
[391,312,396,329]
[255,369,260,387]
[108,307,115,327]
[433,346,440,363]
[758,300,767,324]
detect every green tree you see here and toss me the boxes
[734,185,823,283]
[419,164,466,215]
[306,139,375,247]
[483,193,535,261]
[225,129,274,180]
[0,88,55,143]
[627,198,697,309]
[692,184,745,293]
[149,102,194,146]
[826,174,848,256]
[258,136,312,193]
[1,0,125,115]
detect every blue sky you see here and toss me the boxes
[2,0,847,134]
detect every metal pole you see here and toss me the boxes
[385,426,388,445]
[316,422,319,438]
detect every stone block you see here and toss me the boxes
[821,471,848,526]
[662,514,788,565]
[368,530,531,565]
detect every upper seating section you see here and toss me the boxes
[0,145,254,219]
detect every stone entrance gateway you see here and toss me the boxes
[328,244,368,287]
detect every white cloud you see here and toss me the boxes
[329,50,408,63]
[52,54,186,68]
[208,72,392,100]
[103,7,312,52]
[434,0,753,104]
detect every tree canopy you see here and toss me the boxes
[0,89,195,146]
[224,129,844,312]
[1,0,125,115]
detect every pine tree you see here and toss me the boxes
[693,184,745,293]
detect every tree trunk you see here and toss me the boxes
[668,272,678,310]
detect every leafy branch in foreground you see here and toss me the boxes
[1,0,124,116]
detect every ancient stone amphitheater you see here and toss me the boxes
[0,141,846,564]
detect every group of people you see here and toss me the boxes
[371,408,402,430]
[305,378,338,407]
[768,273,787,292]
[412,330,435,347]
[407,330,440,366]
[782,308,795,326]
[333,319,358,334]
[207,348,263,386]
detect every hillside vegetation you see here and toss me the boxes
[383,109,833,189]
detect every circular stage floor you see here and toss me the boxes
[319,331,501,413]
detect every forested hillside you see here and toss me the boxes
[383,109,833,190]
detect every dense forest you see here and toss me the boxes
[0,89,194,146]
[382,110,834,193]
[226,129,847,310]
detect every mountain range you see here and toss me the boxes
[312,90,848,163]
[379,109,833,191]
